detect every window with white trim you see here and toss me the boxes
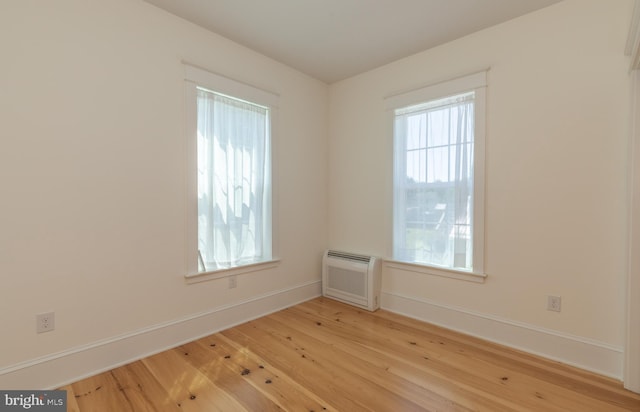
[388,71,486,274]
[185,65,278,277]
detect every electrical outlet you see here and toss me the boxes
[547,296,561,312]
[228,275,237,289]
[36,312,55,333]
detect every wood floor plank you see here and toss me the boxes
[253,314,453,411]
[372,308,627,387]
[223,321,389,411]
[65,369,138,411]
[141,348,247,411]
[281,302,632,411]
[60,297,640,411]
[178,337,331,411]
[367,304,640,409]
[109,360,183,411]
[266,307,494,411]
[276,303,522,411]
[332,299,640,410]
[59,383,80,412]
[172,341,281,411]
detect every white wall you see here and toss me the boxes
[0,0,327,386]
[329,0,632,376]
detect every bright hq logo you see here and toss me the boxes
[0,391,65,411]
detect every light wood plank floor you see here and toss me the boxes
[60,297,640,411]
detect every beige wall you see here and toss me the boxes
[328,0,632,346]
[0,0,328,368]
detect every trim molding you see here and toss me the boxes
[625,70,640,393]
[381,291,623,379]
[184,259,281,284]
[626,0,640,71]
[0,280,321,390]
[384,260,486,283]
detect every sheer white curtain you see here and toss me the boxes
[393,92,475,270]
[196,88,270,270]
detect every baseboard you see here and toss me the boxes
[0,280,322,390]
[381,291,623,379]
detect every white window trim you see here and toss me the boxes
[184,259,281,285]
[384,259,486,283]
[184,64,279,108]
[386,70,488,278]
[183,63,280,282]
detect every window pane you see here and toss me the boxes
[393,91,475,271]
[427,146,449,183]
[400,186,452,265]
[406,148,426,183]
[427,108,449,148]
[406,113,426,150]
[450,142,473,182]
[197,89,270,271]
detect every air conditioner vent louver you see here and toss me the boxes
[326,250,371,263]
[322,249,381,311]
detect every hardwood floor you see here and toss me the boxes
[60,297,640,411]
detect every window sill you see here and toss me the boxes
[384,259,487,283]
[184,259,280,285]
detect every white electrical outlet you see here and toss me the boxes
[228,275,237,289]
[36,312,55,333]
[547,296,561,312]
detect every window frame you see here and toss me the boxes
[184,64,280,283]
[385,71,487,282]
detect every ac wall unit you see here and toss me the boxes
[322,250,381,311]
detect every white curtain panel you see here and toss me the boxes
[196,89,268,270]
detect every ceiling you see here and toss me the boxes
[144,0,562,84]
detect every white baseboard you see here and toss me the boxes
[0,280,321,390]
[381,291,623,379]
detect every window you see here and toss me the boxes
[185,65,278,278]
[387,71,486,275]
[196,89,271,271]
